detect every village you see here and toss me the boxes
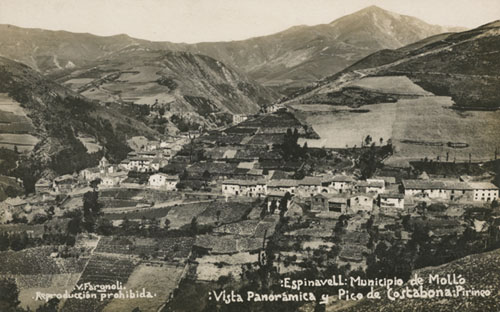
[0,106,499,312]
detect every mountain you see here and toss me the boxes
[284,20,500,108]
[0,6,465,95]
[0,56,160,191]
[51,47,278,123]
[184,5,465,93]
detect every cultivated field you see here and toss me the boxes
[165,202,211,229]
[0,93,38,152]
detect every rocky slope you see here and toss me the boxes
[51,47,278,122]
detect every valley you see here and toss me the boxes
[0,4,499,312]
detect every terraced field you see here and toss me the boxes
[95,236,194,261]
[62,254,138,312]
[0,93,38,152]
[0,246,90,310]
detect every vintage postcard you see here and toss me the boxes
[0,0,499,311]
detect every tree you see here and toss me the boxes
[0,233,9,251]
[269,199,277,214]
[216,210,221,225]
[36,298,60,312]
[190,217,198,235]
[202,170,211,181]
[0,278,20,310]
[491,199,499,209]
[121,216,131,232]
[96,218,114,235]
[158,107,165,116]
[364,135,372,147]
[279,192,292,218]
[67,211,83,235]
[90,178,101,191]
[83,190,101,232]
[10,233,28,251]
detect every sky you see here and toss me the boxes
[0,0,499,43]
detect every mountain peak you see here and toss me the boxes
[360,5,388,13]
[329,5,400,25]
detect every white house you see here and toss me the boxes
[80,167,101,181]
[222,179,267,198]
[100,172,127,188]
[127,157,153,172]
[356,179,385,194]
[379,193,405,209]
[149,173,179,190]
[402,180,473,201]
[349,193,375,213]
[297,177,322,197]
[267,179,298,195]
[469,182,499,202]
[320,175,355,193]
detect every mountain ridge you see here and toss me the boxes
[0,6,466,95]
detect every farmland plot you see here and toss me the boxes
[62,254,138,312]
[0,93,38,152]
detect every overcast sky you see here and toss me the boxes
[0,0,499,43]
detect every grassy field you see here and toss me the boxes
[103,206,173,221]
[345,76,432,96]
[391,96,500,163]
[294,102,397,148]
[166,202,211,229]
[291,76,500,164]
[103,263,185,312]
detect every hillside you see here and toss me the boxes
[282,22,500,166]
[289,21,500,108]
[0,56,160,192]
[0,24,180,73]
[334,248,500,312]
[186,5,464,93]
[51,48,278,121]
[0,6,464,95]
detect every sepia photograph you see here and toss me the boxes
[0,0,499,311]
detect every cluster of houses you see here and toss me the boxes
[118,136,187,173]
[402,179,499,202]
[221,173,499,218]
[32,137,188,195]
